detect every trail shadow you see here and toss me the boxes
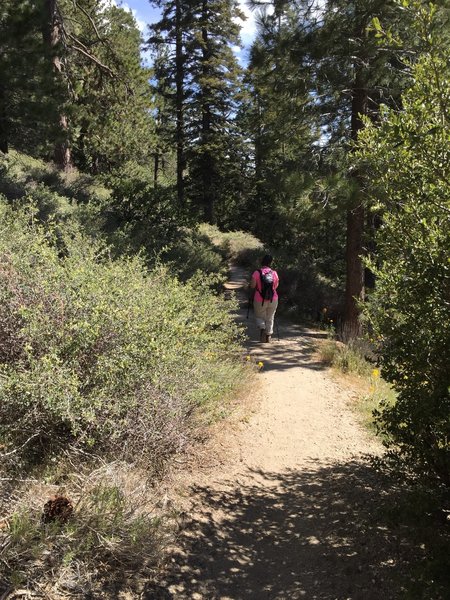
[240,312,327,373]
[145,460,425,599]
[245,335,326,373]
[225,267,329,374]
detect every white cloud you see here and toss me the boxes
[103,0,147,33]
[122,2,147,32]
[235,1,275,47]
[235,2,257,45]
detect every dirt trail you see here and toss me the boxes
[146,267,411,600]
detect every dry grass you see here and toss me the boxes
[198,224,264,266]
[316,337,396,435]
[0,457,176,598]
[0,361,258,599]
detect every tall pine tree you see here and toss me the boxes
[149,0,244,223]
[244,0,413,334]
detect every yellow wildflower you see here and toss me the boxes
[372,368,380,378]
[257,361,264,370]
[245,355,251,361]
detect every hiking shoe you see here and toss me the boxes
[265,334,272,343]
[260,328,266,342]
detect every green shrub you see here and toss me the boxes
[198,224,264,264]
[104,177,183,259]
[318,339,373,377]
[0,200,247,470]
[0,150,109,247]
[163,227,228,282]
[0,150,110,206]
[356,29,450,486]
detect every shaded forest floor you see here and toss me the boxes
[144,266,442,600]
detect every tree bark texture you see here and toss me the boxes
[175,0,185,206]
[154,152,159,188]
[0,83,8,153]
[343,67,367,340]
[201,0,214,224]
[42,0,72,171]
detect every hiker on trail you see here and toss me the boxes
[250,254,279,343]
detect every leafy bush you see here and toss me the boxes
[318,339,373,377]
[0,200,247,471]
[162,227,228,282]
[198,224,264,264]
[0,150,110,205]
[163,224,264,288]
[356,6,450,486]
[0,150,109,244]
[104,177,183,258]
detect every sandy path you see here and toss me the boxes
[145,267,413,600]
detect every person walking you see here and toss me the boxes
[250,254,279,343]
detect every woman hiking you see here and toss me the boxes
[250,254,279,343]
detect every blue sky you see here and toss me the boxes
[111,0,262,64]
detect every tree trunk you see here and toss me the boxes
[343,67,367,340]
[175,0,184,206]
[201,0,214,224]
[42,0,72,171]
[365,210,381,290]
[154,151,159,188]
[344,194,365,340]
[254,100,263,204]
[54,114,71,171]
[0,83,8,153]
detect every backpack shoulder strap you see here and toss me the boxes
[257,269,263,290]
[258,269,267,305]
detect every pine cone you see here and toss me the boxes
[42,495,73,524]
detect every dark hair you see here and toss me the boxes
[261,254,273,267]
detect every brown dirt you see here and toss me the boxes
[144,267,419,600]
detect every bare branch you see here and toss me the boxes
[66,33,115,77]
[73,1,104,44]
[0,432,41,460]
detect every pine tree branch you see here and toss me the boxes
[66,33,115,77]
[73,1,103,44]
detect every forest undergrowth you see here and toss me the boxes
[0,153,261,596]
[0,148,448,598]
[1,1,449,595]
[315,334,450,599]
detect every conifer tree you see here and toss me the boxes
[41,0,72,170]
[0,0,62,158]
[152,46,176,187]
[68,1,156,173]
[245,0,412,334]
[313,0,415,337]
[1,0,156,173]
[186,0,244,223]
[244,1,317,239]
[149,0,244,223]
[149,0,191,205]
